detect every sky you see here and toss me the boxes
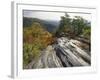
[23,10,91,21]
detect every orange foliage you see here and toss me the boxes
[23,22,53,47]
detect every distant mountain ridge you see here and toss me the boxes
[23,17,60,33]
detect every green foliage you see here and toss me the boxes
[57,14,71,34]
[82,27,91,39]
[56,13,91,39]
[23,42,42,66]
[72,16,86,35]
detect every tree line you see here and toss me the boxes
[56,13,91,40]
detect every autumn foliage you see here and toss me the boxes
[23,22,53,45]
[23,22,53,67]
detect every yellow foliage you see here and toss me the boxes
[23,22,53,45]
[23,22,53,66]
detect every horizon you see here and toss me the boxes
[23,10,91,22]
